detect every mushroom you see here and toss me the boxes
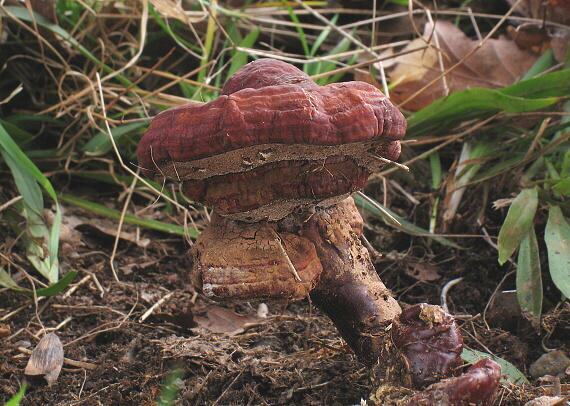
[137,59,501,405]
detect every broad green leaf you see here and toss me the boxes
[516,227,543,329]
[544,206,570,298]
[353,194,460,248]
[408,70,570,138]
[81,122,148,156]
[498,188,538,265]
[462,348,529,385]
[0,269,20,289]
[552,178,570,196]
[0,123,61,282]
[0,270,78,297]
[5,383,26,406]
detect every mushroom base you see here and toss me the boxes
[191,214,323,300]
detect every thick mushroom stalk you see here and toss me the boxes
[278,198,401,364]
[137,59,501,405]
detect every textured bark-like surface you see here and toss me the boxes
[191,213,322,300]
[391,303,464,388]
[278,200,402,365]
[137,59,406,221]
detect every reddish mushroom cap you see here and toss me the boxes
[137,59,406,221]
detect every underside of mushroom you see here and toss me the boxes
[138,58,502,405]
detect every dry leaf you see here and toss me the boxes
[194,306,264,336]
[24,333,64,386]
[156,305,199,331]
[404,262,441,281]
[506,0,570,61]
[149,0,206,24]
[524,396,566,406]
[507,0,570,24]
[387,21,540,111]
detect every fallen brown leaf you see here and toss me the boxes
[404,262,441,281]
[506,0,570,24]
[24,333,64,386]
[388,21,540,111]
[194,306,264,336]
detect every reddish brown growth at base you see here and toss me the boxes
[370,304,501,406]
[401,358,502,406]
[391,303,464,388]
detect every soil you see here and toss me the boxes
[1,178,569,406]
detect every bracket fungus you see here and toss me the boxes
[137,59,501,405]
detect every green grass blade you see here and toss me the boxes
[544,206,570,299]
[0,270,78,297]
[58,193,200,239]
[227,28,261,79]
[497,188,538,265]
[353,194,460,248]
[516,227,543,329]
[282,0,309,56]
[4,383,26,406]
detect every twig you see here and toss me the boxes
[139,291,174,323]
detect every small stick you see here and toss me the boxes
[139,292,174,323]
[266,225,302,282]
[373,155,410,171]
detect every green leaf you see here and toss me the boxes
[81,122,148,156]
[0,269,20,289]
[498,188,538,265]
[516,227,543,329]
[0,123,61,282]
[3,203,60,283]
[5,384,26,406]
[408,70,570,138]
[544,206,570,299]
[227,28,261,79]
[552,178,570,196]
[462,348,529,385]
[0,270,78,297]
